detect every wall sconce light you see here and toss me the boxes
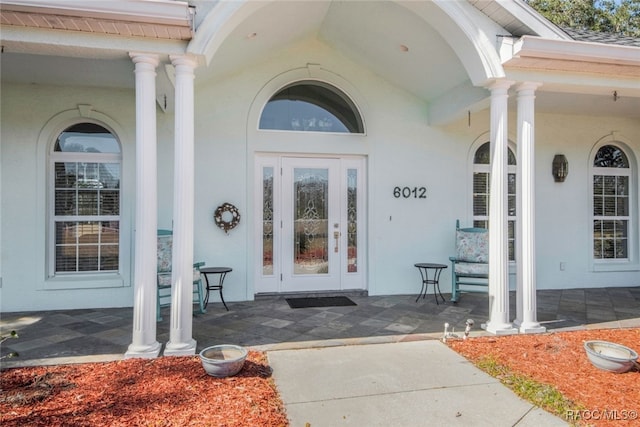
[552,154,568,182]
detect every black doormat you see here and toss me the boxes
[285,296,357,309]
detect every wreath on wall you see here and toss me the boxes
[214,202,241,234]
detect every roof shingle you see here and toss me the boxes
[562,27,640,47]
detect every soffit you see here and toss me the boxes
[468,0,569,39]
[470,0,531,35]
[532,91,640,119]
[0,1,193,40]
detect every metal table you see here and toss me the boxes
[200,267,232,311]
[414,263,447,305]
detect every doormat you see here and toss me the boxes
[285,296,357,309]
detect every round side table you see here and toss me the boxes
[414,263,447,305]
[200,267,232,311]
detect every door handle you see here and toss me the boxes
[334,231,340,252]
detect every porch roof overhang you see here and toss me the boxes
[500,35,640,119]
[0,0,194,38]
[0,0,197,109]
[0,0,194,59]
[505,36,640,80]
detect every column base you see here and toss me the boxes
[482,322,518,335]
[164,338,197,356]
[124,341,162,359]
[519,322,547,334]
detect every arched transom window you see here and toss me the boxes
[592,144,631,260]
[51,123,121,275]
[259,81,364,133]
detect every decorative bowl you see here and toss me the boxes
[584,340,638,373]
[199,344,248,378]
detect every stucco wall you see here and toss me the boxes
[1,38,638,312]
[0,84,138,311]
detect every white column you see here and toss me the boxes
[484,80,518,335]
[515,82,546,334]
[126,53,162,358]
[164,55,199,356]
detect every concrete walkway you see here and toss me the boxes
[269,340,568,426]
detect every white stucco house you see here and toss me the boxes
[1,0,638,357]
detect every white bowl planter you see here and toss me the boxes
[584,340,638,373]
[199,344,248,378]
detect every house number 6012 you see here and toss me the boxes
[393,186,427,199]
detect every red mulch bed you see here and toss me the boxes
[1,329,638,426]
[448,328,640,426]
[0,351,288,427]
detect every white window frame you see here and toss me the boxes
[47,122,124,287]
[259,80,365,134]
[590,143,637,269]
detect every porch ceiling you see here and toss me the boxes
[1,0,638,120]
[201,0,469,102]
[0,1,470,104]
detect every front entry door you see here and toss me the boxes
[281,157,340,292]
[255,155,365,294]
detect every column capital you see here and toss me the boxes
[169,54,199,69]
[515,81,542,94]
[486,79,515,92]
[129,53,160,67]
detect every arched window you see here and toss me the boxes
[472,142,517,261]
[51,123,121,274]
[259,81,364,133]
[592,144,631,260]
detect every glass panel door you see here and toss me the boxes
[292,167,329,275]
[282,158,340,292]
